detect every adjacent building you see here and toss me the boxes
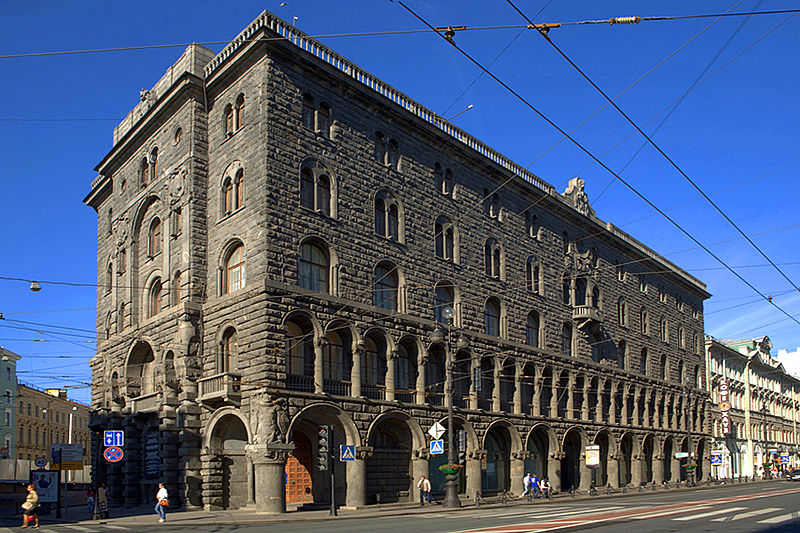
[0,347,21,458]
[85,11,711,512]
[16,385,91,466]
[705,336,800,479]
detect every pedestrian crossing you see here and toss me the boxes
[670,506,798,525]
[0,526,132,533]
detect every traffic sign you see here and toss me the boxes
[428,422,446,440]
[34,457,47,469]
[104,446,124,463]
[104,430,124,447]
[675,452,689,459]
[50,444,83,470]
[340,445,355,461]
[430,439,444,455]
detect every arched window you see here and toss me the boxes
[395,342,416,402]
[106,263,113,294]
[302,94,315,130]
[140,157,149,187]
[317,103,331,137]
[172,270,181,306]
[525,211,538,239]
[234,93,245,131]
[149,147,158,182]
[659,354,668,380]
[375,190,402,241]
[484,297,501,337]
[374,262,399,311]
[148,218,161,256]
[148,278,163,318]
[323,329,350,393]
[434,216,456,262]
[484,238,502,279]
[224,244,245,294]
[562,275,571,305]
[443,168,453,195]
[660,316,668,343]
[299,161,334,216]
[641,348,648,375]
[677,359,685,385]
[561,323,573,357]
[618,340,628,369]
[526,311,540,348]
[575,278,587,306]
[526,257,541,294]
[618,298,628,327]
[298,241,329,293]
[434,282,455,323]
[363,333,387,400]
[224,104,234,136]
[223,178,234,214]
[640,307,650,335]
[386,139,399,169]
[678,325,685,349]
[222,327,238,372]
[286,317,315,392]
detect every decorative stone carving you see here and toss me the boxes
[563,177,595,218]
[113,214,130,248]
[139,89,156,117]
[167,166,187,204]
[251,393,290,444]
[356,446,373,460]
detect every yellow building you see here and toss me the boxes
[16,385,91,465]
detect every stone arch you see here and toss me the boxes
[525,423,556,487]
[618,431,641,486]
[591,429,616,487]
[203,407,251,510]
[641,433,656,484]
[123,338,158,399]
[560,426,588,492]
[365,410,423,503]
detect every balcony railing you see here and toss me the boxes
[362,384,385,401]
[573,305,602,328]
[323,379,351,397]
[286,374,314,393]
[130,391,161,413]
[197,372,242,405]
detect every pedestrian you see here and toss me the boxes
[86,486,95,518]
[21,483,39,529]
[154,482,168,523]
[417,475,432,506]
[97,482,109,519]
[521,473,532,498]
[539,477,551,499]
[530,472,540,498]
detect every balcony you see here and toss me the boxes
[197,372,242,406]
[130,391,161,414]
[573,305,602,329]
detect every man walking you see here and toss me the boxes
[417,475,432,506]
[530,472,541,498]
[521,473,532,498]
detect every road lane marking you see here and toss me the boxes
[711,507,782,522]
[672,507,748,521]
[630,505,713,519]
[758,512,800,524]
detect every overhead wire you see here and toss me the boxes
[395,1,800,330]
[507,0,800,299]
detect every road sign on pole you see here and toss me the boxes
[104,430,124,447]
[104,446,124,463]
[428,422,446,440]
[340,445,355,461]
[430,440,444,455]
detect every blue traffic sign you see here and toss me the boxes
[340,445,355,461]
[430,440,444,455]
[104,446,124,463]
[104,430,124,447]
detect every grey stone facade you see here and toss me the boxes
[85,11,712,512]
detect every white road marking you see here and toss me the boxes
[711,507,782,522]
[672,507,748,521]
[630,505,713,519]
[759,512,800,524]
[62,526,98,532]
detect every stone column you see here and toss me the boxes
[411,449,430,503]
[653,453,664,484]
[122,415,142,506]
[620,385,629,425]
[566,375,575,420]
[467,450,484,499]
[579,451,591,492]
[632,388,641,426]
[492,360,501,412]
[596,386,604,423]
[245,443,295,514]
[581,380,590,421]
[549,451,563,492]
[549,381,558,418]
[201,450,223,511]
[345,447,371,508]
[671,454,681,483]
[314,338,325,394]
[631,455,642,486]
[351,342,363,398]
[608,453,620,488]
[513,364,523,415]
[510,451,529,496]
[609,383,617,424]
[386,349,396,402]
[532,370,542,417]
[643,393,651,428]
[469,358,478,410]
[416,357,427,405]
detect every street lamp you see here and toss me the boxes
[429,306,468,509]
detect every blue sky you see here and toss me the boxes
[0,1,798,403]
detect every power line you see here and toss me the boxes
[508,0,800,299]
[1,9,797,60]
[395,1,800,330]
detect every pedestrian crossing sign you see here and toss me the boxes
[340,445,356,461]
[430,439,444,455]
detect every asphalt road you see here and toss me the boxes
[2,483,798,533]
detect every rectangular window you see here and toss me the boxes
[4,410,10,427]
[4,390,10,404]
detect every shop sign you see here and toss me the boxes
[719,378,731,435]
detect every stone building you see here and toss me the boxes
[0,347,21,459]
[84,11,711,512]
[16,385,91,465]
[705,336,800,479]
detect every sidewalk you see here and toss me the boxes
[1,479,780,528]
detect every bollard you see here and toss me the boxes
[570,486,575,499]
[606,484,611,496]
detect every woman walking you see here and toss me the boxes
[21,483,39,529]
[154,483,168,523]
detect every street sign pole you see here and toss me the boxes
[329,426,337,517]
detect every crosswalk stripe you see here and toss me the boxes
[98,526,130,530]
[711,507,782,522]
[673,507,748,521]
[62,526,97,532]
[759,512,799,524]
[630,505,713,519]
